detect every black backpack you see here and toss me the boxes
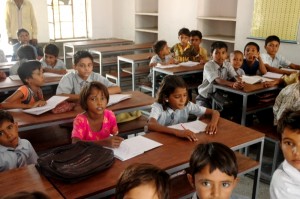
[36,141,114,183]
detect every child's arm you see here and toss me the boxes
[148,118,198,141]
[257,54,267,74]
[215,77,244,89]
[265,64,295,75]
[203,108,220,135]
[289,63,300,70]
[1,90,46,109]
[0,71,7,79]
[43,67,67,75]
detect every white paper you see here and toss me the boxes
[241,75,273,84]
[168,120,207,133]
[107,94,131,106]
[23,96,69,115]
[112,135,162,161]
[155,63,180,68]
[263,72,283,79]
[43,72,64,77]
[9,75,20,80]
[180,61,199,67]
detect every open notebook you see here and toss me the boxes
[107,94,131,106]
[168,120,207,133]
[23,96,69,115]
[262,72,283,79]
[111,135,162,161]
[241,75,274,84]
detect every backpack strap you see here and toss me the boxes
[21,86,32,104]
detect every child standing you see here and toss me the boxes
[242,42,267,76]
[190,30,208,64]
[261,35,299,75]
[71,81,123,148]
[196,41,244,108]
[230,50,245,77]
[0,110,38,172]
[270,110,300,198]
[11,29,38,61]
[1,60,46,109]
[170,27,193,63]
[148,75,220,142]
[56,50,121,101]
[40,43,67,75]
[115,163,170,199]
[187,142,239,199]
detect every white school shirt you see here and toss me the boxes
[40,58,66,70]
[261,53,291,68]
[270,160,300,199]
[149,101,206,126]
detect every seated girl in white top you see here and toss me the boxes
[148,75,220,141]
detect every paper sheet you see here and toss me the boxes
[155,63,180,68]
[107,94,131,106]
[180,61,199,67]
[168,120,207,133]
[242,75,273,84]
[263,72,283,79]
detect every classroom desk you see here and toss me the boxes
[63,38,133,63]
[152,64,204,97]
[49,118,264,199]
[0,75,62,93]
[212,83,280,125]
[0,164,63,198]
[89,42,153,76]
[0,61,17,73]
[117,52,154,90]
[9,91,155,131]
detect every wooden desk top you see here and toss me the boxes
[213,82,279,94]
[63,38,133,48]
[50,118,264,199]
[0,165,63,198]
[153,64,204,75]
[118,52,155,61]
[0,61,17,72]
[89,42,153,54]
[9,91,155,130]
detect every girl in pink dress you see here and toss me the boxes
[72,81,123,148]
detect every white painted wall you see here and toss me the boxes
[31,0,49,42]
[235,0,300,63]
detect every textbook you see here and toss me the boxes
[241,75,273,84]
[23,96,69,115]
[112,135,162,161]
[168,120,207,133]
[107,94,131,107]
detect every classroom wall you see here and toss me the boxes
[235,0,300,63]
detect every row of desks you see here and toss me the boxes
[0,118,265,199]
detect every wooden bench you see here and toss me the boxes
[106,66,149,84]
[169,152,259,199]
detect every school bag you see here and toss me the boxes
[36,141,114,183]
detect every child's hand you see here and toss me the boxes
[0,71,7,79]
[109,135,124,148]
[168,58,176,65]
[233,81,244,89]
[205,123,217,135]
[58,69,68,75]
[175,129,198,142]
[32,100,47,108]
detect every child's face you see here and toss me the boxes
[0,120,19,148]
[18,32,30,44]
[160,44,170,57]
[230,53,243,70]
[27,68,44,86]
[244,45,259,62]
[179,34,190,47]
[212,48,228,66]
[265,41,280,57]
[75,57,93,80]
[281,127,300,171]
[86,88,107,115]
[44,53,57,67]
[124,182,159,199]
[166,87,188,110]
[188,164,238,199]
[190,36,201,47]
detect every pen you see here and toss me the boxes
[181,123,186,130]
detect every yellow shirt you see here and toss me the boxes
[5,0,37,39]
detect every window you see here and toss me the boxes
[47,0,88,40]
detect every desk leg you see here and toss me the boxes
[63,45,66,64]
[117,58,121,86]
[241,95,248,126]
[252,139,264,199]
[99,53,102,76]
[72,47,75,66]
[132,62,135,91]
[152,70,156,97]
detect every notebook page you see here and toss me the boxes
[107,94,131,107]
[180,61,199,67]
[155,63,180,68]
[263,72,283,79]
[168,120,207,133]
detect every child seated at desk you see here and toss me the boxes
[270,110,300,198]
[187,142,239,199]
[230,50,245,77]
[1,60,46,109]
[0,110,38,172]
[170,27,193,63]
[148,75,220,142]
[115,163,170,199]
[190,30,208,64]
[40,43,67,75]
[71,81,123,148]
[56,50,121,101]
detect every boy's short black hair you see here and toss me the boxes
[17,45,36,60]
[73,50,94,65]
[189,142,238,179]
[0,110,14,126]
[43,43,59,57]
[244,42,260,53]
[190,30,203,39]
[17,28,29,37]
[265,35,280,46]
[17,60,42,85]
[153,40,167,54]
[178,27,190,37]
[277,109,300,141]
[210,41,228,54]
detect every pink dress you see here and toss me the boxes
[71,110,118,141]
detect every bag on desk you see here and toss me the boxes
[51,101,76,114]
[36,141,114,183]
